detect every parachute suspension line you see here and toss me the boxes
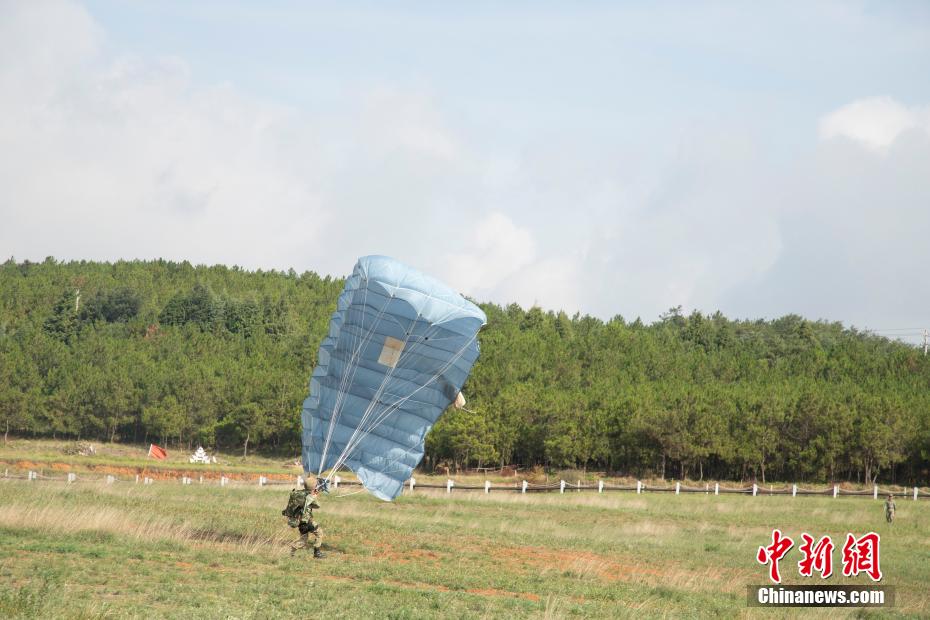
[356,329,471,439]
[317,277,373,474]
[350,335,477,478]
[317,287,410,476]
[337,335,478,480]
[327,321,450,476]
[319,282,417,473]
[324,296,434,479]
[317,278,392,475]
[327,331,478,477]
[324,294,443,478]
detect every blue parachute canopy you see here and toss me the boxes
[301,256,486,501]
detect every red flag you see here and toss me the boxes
[148,444,167,460]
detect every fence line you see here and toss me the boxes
[2,468,928,501]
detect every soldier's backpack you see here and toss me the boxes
[282,488,307,527]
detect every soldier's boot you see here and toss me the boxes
[313,547,326,559]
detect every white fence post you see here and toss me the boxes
[259,476,266,487]
[560,480,566,494]
[484,480,490,494]
[67,473,76,484]
[714,482,719,496]
[598,480,604,493]
[833,485,838,498]
[334,475,341,489]
[107,475,115,484]
[221,476,227,487]
[297,475,304,488]
[675,482,680,495]
[135,474,139,484]
[409,477,415,492]
[792,484,797,497]
[873,485,878,500]
[637,480,642,494]
[915,486,919,501]
[522,480,527,494]
[28,470,36,481]
[199,476,203,484]
[752,484,758,496]
[447,479,453,494]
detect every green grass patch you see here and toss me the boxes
[0,475,928,617]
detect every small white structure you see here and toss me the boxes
[189,446,216,464]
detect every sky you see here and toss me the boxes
[1,1,929,341]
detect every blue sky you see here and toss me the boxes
[3,1,930,340]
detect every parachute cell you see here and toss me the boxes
[301,255,486,501]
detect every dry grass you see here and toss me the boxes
[0,495,293,556]
[1,477,927,618]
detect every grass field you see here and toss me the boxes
[1,471,928,619]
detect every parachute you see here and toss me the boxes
[301,256,486,501]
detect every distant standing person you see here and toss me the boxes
[885,494,896,523]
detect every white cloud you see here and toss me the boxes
[360,87,460,162]
[819,96,930,151]
[3,2,930,334]
[0,1,326,270]
[724,97,930,329]
[444,212,536,296]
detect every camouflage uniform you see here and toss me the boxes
[292,491,323,556]
[885,496,896,523]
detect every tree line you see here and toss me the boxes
[1,257,929,484]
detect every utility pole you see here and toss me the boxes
[75,289,80,313]
[924,329,928,357]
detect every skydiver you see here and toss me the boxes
[283,478,326,558]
